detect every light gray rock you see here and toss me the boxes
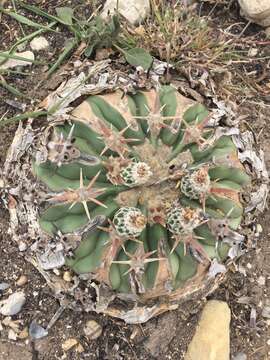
[238,0,270,27]
[262,306,270,318]
[0,292,26,316]
[30,36,49,51]
[29,321,48,339]
[101,0,150,25]
[184,300,231,360]
[0,282,10,291]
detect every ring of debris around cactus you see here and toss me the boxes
[34,85,250,302]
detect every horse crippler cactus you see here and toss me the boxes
[34,86,250,301]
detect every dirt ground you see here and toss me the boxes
[0,1,269,359]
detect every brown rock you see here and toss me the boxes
[83,320,102,340]
[76,343,84,353]
[16,275,28,287]
[63,271,72,282]
[184,300,231,360]
[62,338,78,351]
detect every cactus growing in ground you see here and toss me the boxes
[33,86,250,300]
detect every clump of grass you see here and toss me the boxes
[120,0,245,69]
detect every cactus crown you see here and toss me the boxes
[33,86,250,299]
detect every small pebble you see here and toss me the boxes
[0,292,26,316]
[63,271,72,282]
[62,338,78,351]
[248,48,258,57]
[16,275,28,287]
[257,276,266,286]
[262,306,270,319]
[2,317,20,332]
[0,283,10,291]
[18,241,27,252]
[76,343,84,353]
[30,36,49,51]
[29,321,48,339]
[8,329,17,340]
[83,320,102,340]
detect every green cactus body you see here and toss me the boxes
[34,86,249,299]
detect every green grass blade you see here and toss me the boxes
[9,21,57,53]
[0,52,44,65]
[0,79,28,98]
[47,38,78,77]
[17,1,71,26]
[0,110,47,127]
[0,7,58,32]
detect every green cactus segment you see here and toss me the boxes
[190,136,236,163]
[180,195,242,220]
[168,103,210,161]
[212,180,242,191]
[130,91,150,135]
[56,122,105,155]
[194,224,216,246]
[217,242,230,260]
[40,199,119,235]
[33,162,81,191]
[208,166,250,185]
[74,230,101,259]
[206,196,243,218]
[109,263,122,290]
[168,249,180,280]
[86,96,145,142]
[33,87,249,299]
[114,245,131,293]
[183,103,209,123]
[33,161,106,191]
[159,85,178,145]
[174,243,198,283]
[143,224,163,290]
[70,231,110,274]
